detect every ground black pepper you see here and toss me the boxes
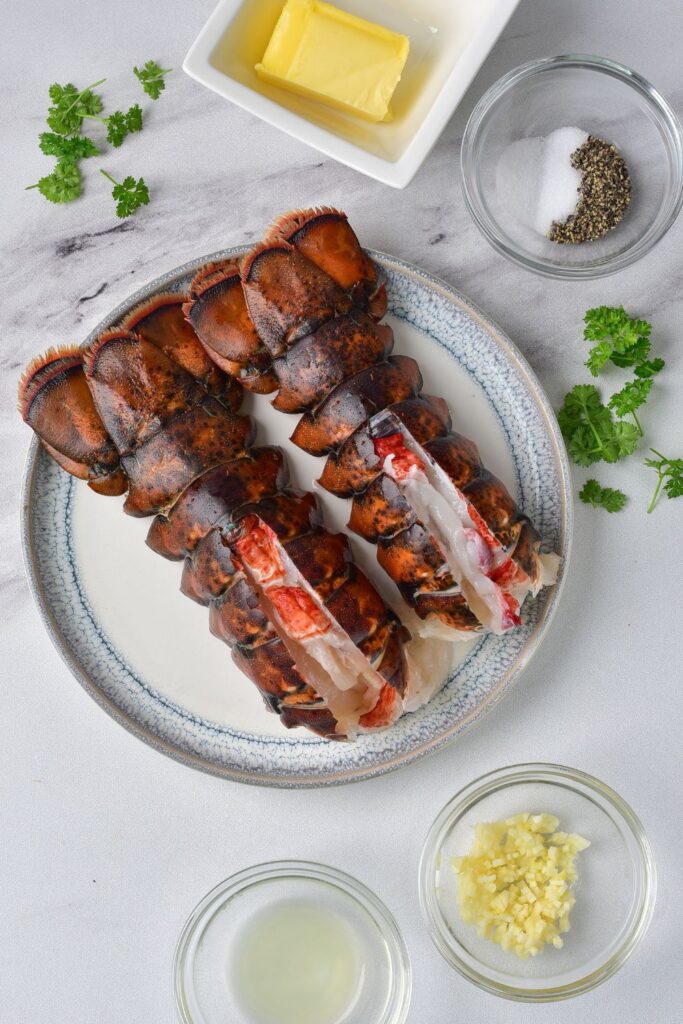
[549,135,631,243]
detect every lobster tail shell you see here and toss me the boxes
[291,356,422,456]
[19,347,126,495]
[347,473,417,542]
[315,393,451,498]
[266,206,387,319]
[231,641,339,739]
[271,315,394,413]
[183,260,276,392]
[181,528,240,605]
[147,447,287,560]
[241,241,351,357]
[120,293,242,410]
[209,573,279,649]
[84,328,254,517]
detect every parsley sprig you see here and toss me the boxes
[558,385,639,466]
[46,80,106,136]
[579,480,627,513]
[583,306,665,436]
[100,170,149,218]
[133,61,172,100]
[645,450,683,513]
[83,104,143,148]
[27,62,169,214]
[26,161,82,203]
[559,306,679,514]
[39,133,99,161]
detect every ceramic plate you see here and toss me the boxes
[21,249,571,787]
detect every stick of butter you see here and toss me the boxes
[255,0,409,123]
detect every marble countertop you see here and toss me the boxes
[2,1,682,1021]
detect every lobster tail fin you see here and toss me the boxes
[241,240,351,357]
[184,259,273,390]
[19,346,126,494]
[120,292,242,410]
[267,206,386,317]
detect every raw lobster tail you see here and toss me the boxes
[183,261,277,393]
[147,439,410,737]
[19,347,126,496]
[264,206,387,318]
[120,292,242,409]
[19,205,558,737]
[83,328,253,517]
[186,207,558,637]
[240,240,352,357]
[20,312,418,739]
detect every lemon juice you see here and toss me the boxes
[230,899,363,1024]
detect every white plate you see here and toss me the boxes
[183,0,520,188]
[21,250,571,787]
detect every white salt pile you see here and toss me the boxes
[496,126,589,237]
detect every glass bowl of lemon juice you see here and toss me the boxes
[174,861,411,1024]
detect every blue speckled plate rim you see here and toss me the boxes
[20,247,573,788]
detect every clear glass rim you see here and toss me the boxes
[460,54,683,280]
[173,859,412,1024]
[418,762,657,1002]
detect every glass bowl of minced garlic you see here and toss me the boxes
[419,764,656,1001]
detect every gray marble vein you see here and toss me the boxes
[1,1,682,1022]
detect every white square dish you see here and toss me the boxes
[183,0,520,188]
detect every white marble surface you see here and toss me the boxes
[2,1,682,1021]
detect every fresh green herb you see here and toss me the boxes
[133,60,171,100]
[634,358,665,379]
[579,479,627,512]
[100,170,149,217]
[644,450,683,513]
[557,384,639,466]
[86,104,143,147]
[38,132,99,161]
[583,306,655,374]
[46,80,105,136]
[607,378,653,435]
[560,307,675,514]
[582,306,665,436]
[29,63,168,212]
[26,161,82,203]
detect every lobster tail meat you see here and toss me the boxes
[19,347,126,496]
[317,395,451,498]
[367,411,556,632]
[229,514,407,736]
[183,261,277,393]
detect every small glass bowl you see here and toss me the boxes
[461,55,683,278]
[419,763,656,1002]
[174,860,411,1024]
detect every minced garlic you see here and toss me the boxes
[452,812,590,958]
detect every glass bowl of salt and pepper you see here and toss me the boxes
[461,55,683,279]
